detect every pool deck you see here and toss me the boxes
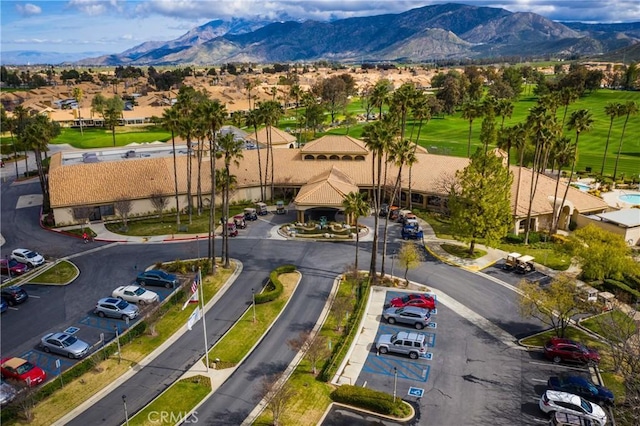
[601,188,640,209]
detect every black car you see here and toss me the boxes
[1,286,28,306]
[136,270,179,289]
[548,375,615,406]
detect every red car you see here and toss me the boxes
[0,259,29,276]
[387,294,436,311]
[543,338,600,365]
[0,357,47,386]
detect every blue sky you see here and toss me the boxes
[2,0,640,55]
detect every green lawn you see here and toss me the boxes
[496,242,572,271]
[440,243,487,259]
[27,260,78,285]
[580,310,638,337]
[129,376,211,426]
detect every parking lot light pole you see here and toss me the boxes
[393,367,398,403]
[114,326,121,364]
[122,395,129,426]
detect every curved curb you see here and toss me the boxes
[53,259,243,426]
[25,260,81,286]
[318,401,415,425]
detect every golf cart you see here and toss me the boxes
[256,202,268,216]
[226,222,238,237]
[244,208,258,221]
[503,252,522,271]
[401,220,424,240]
[276,200,286,215]
[515,255,535,274]
[233,214,246,229]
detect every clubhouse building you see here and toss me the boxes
[48,133,610,235]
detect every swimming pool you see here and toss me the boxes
[619,194,640,205]
[572,182,591,192]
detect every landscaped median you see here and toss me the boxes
[2,259,234,426]
[123,265,301,426]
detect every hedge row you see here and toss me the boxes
[331,384,405,416]
[254,264,296,304]
[598,279,640,302]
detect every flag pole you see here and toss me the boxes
[199,267,209,372]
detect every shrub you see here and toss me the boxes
[551,234,569,244]
[331,385,404,416]
[254,265,296,304]
[568,220,578,231]
[528,232,541,244]
[505,233,523,244]
[594,279,640,304]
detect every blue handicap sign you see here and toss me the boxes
[64,326,80,334]
[422,352,433,360]
[408,387,424,397]
[427,322,437,329]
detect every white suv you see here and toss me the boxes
[376,331,427,359]
[539,390,607,426]
[11,249,45,268]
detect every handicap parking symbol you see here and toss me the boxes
[408,387,424,398]
[427,322,437,329]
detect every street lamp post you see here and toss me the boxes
[114,326,121,364]
[251,288,256,323]
[393,367,398,403]
[122,395,129,426]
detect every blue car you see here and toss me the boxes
[548,375,614,406]
[0,299,7,314]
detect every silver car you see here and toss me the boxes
[376,331,427,359]
[94,297,139,320]
[40,332,91,359]
[0,380,17,406]
[382,306,431,329]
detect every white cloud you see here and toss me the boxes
[16,3,42,16]
[67,0,124,16]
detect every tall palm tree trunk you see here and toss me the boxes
[171,131,180,226]
[612,115,631,181]
[208,139,216,274]
[254,124,264,201]
[600,118,615,176]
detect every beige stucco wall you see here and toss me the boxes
[577,214,640,246]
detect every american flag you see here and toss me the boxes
[191,275,199,293]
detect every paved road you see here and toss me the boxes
[1,177,546,426]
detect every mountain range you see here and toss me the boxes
[10,3,640,66]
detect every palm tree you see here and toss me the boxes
[601,102,624,176]
[381,138,417,277]
[18,115,60,210]
[362,116,396,282]
[389,82,415,142]
[72,87,84,136]
[559,87,579,127]
[218,132,244,268]
[370,79,392,119]
[407,92,431,209]
[175,87,199,224]
[245,109,265,201]
[612,101,638,181]
[13,105,29,174]
[557,109,593,230]
[510,123,528,217]
[259,100,283,200]
[1,108,20,179]
[461,102,482,157]
[342,191,370,271]
[495,99,514,130]
[289,83,302,108]
[549,136,575,233]
[161,106,182,227]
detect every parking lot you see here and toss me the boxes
[484,260,552,288]
[347,287,613,425]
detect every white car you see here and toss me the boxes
[112,285,159,305]
[11,249,45,268]
[539,390,607,426]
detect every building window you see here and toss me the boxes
[355,155,365,161]
[342,155,352,161]
[100,204,115,216]
[329,155,339,160]
[304,154,314,160]
[317,155,327,160]
[411,193,424,204]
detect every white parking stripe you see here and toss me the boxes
[531,378,547,383]
[528,361,588,372]
[29,295,41,298]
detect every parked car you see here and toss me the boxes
[136,270,179,289]
[549,411,594,426]
[0,357,46,386]
[0,258,29,275]
[376,331,427,359]
[94,297,139,320]
[244,208,258,221]
[382,306,431,330]
[548,375,614,406]
[0,380,17,405]
[227,222,238,237]
[0,299,7,314]
[544,338,600,365]
[387,294,436,311]
[11,249,45,268]
[539,390,607,426]
[40,332,91,359]
[1,286,28,306]
[112,285,159,305]
[401,220,423,240]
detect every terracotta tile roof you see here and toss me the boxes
[49,145,610,219]
[246,126,296,145]
[294,166,359,207]
[301,135,369,155]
